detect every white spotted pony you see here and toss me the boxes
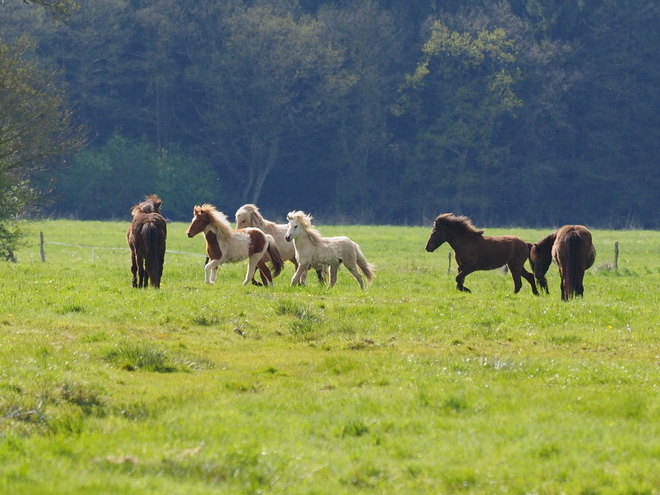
[235,204,326,283]
[284,210,374,289]
[186,204,284,286]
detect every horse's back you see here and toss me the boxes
[472,235,529,269]
[552,225,594,264]
[226,228,261,262]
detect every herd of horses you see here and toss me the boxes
[128,195,595,301]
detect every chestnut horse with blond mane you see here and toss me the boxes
[530,225,596,301]
[126,194,167,288]
[284,210,374,289]
[425,213,538,294]
[186,204,284,286]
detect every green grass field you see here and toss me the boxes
[1,219,660,494]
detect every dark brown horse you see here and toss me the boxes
[126,195,167,288]
[530,225,596,301]
[528,232,555,294]
[425,213,539,294]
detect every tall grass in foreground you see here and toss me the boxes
[1,220,660,494]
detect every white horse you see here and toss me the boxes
[284,210,375,289]
[186,204,284,286]
[235,204,326,283]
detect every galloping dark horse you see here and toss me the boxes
[126,194,167,288]
[425,213,538,294]
[530,225,596,301]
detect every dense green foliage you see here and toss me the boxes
[1,220,660,493]
[1,0,659,227]
[0,35,84,257]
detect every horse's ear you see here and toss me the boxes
[193,205,201,215]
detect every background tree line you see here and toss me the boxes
[1,0,659,228]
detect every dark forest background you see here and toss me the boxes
[2,0,659,228]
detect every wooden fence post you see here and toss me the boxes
[40,231,46,262]
[614,241,619,270]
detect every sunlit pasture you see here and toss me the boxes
[1,219,660,494]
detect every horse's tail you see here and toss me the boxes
[265,234,284,278]
[561,231,583,300]
[143,221,166,288]
[354,243,375,284]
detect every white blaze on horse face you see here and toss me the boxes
[285,220,298,242]
[186,216,206,238]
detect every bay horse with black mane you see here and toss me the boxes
[530,225,596,301]
[425,213,538,295]
[186,204,284,286]
[126,194,167,288]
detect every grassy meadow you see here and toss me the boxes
[1,219,660,494]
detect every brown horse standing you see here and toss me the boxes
[126,195,167,288]
[529,225,596,301]
[425,213,538,294]
[531,225,595,301]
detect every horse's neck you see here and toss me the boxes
[445,230,481,250]
[302,229,322,246]
[291,230,316,250]
[208,223,231,245]
[260,219,278,234]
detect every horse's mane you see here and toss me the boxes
[197,204,233,239]
[131,194,162,217]
[535,231,556,251]
[287,210,323,244]
[435,213,484,236]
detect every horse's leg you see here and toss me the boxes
[204,260,218,284]
[345,262,365,289]
[455,268,472,292]
[315,268,326,284]
[520,267,539,295]
[291,265,308,286]
[138,256,147,288]
[256,259,272,287]
[329,264,339,288]
[143,257,151,288]
[558,269,569,301]
[509,268,523,293]
[243,256,261,286]
[130,250,139,288]
[576,271,585,297]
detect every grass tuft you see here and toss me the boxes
[104,342,189,373]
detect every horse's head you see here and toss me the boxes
[529,238,553,294]
[285,211,309,242]
[235,204,260,229]
[144,194,162,212]
[425,219,446,252]
[186,205,210,238]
